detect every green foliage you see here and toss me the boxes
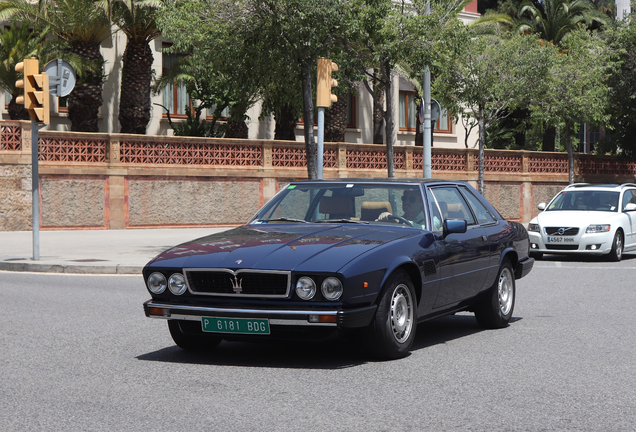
[599,15,636,160]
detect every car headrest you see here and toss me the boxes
[361,201,393,221]
[319,196,355,217]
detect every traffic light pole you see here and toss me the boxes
[31,121,42,260]
[317,108,325,179]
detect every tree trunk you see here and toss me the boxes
[324,95,347,142]
[373,74,384,144]
[119,40,154,134]
[7,97,30,120]
[478,111,486,195]
[543,125,556,152]
[274,104,297,140]
[301,61,316,179]
[68,43,104,132]
[566,119,574,184]
[382,60,394,178]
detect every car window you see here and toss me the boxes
[430,187,476,226]
[548,191,619,212]
[254,183,427,227]
[622,190,636,211]
[459,186,496,224]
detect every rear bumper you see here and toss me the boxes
[144,300,377,328]
[515,257,534,279]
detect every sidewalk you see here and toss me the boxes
[0,227,232,275]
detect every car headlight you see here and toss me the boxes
[147,272,167,294]
[296,277,316,300]
[321,277,343,301]
[528,223,540,232]
[168,273,188,295]
[586,224,611,233]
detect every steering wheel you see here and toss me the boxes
[385,214,413,227]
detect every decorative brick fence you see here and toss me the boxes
[1,120,635,231]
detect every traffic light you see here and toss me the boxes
[316,57,338,108]
[15,57,50,124]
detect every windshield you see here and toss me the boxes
[250,183,427,228]
[547,190,619,212]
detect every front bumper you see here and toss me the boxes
[528,231,613,255]
[144,300,377,329]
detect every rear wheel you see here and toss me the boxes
[168,320,222,351]
[475,259,515,329]
[608,231,623,262]
[364,270,417,360]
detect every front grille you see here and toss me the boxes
[184,269,291,298]
[545,227,579,236]
[546,244,579,251]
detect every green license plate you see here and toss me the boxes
[202,317,270,335]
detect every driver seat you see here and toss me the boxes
[361,202,393,221]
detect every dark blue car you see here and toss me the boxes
[143,179,534,359]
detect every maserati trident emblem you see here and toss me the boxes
[236,259,242,265]
[230,275,243,294]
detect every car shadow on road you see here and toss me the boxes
[535,252,636,263]
[136,313,513,369]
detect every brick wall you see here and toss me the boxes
[1,120,635,230]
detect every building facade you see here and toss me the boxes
[1,1,480,149]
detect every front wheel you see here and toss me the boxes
[608,231,623,262]
[168,320,222,351]
[364,270,417,360]
[475,259,515,329]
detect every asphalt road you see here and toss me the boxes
[2,255,636,431]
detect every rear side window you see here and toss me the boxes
[460,187,496,224]
[430,187,476,226]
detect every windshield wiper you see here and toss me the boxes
[263,217,309,223]
[316,219,369,224]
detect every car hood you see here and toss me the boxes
[533,210,618,227]
[146,224,417,273]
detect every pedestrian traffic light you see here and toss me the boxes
[15,57,50,124]
[316,57,338,108]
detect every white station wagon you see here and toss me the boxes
[528,183,636,261]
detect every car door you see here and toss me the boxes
[621,189,636,248]
[428,186,490,308]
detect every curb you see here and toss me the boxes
[0,262,142,275]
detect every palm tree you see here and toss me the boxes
[517,0,610,46]
[0,0,112,132]
[111,0,162,134]
[0,23,47,120]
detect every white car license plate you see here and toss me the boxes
[547,236,575,243]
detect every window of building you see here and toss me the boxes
[399,91,452,133]
[162,46,189,117]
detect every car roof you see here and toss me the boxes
[563,183,636,191]
[289,178,466,186]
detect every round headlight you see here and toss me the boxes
[321,277,343,301]
[147,272,167,294]
[295,277,316,300]
[168,273,188,295]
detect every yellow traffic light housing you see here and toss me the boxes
[14,57,49,124]
[316,57,338,108]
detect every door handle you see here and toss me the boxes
[482,235,487,241]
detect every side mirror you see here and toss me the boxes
[625,203,636,212]
[443,219,467,236]
[538,203,546,211]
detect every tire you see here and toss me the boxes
[475,259,515,329]
[608,231,623,262]
[529,252,543,260]
[364,270,417,360]
[168,320,222,351]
